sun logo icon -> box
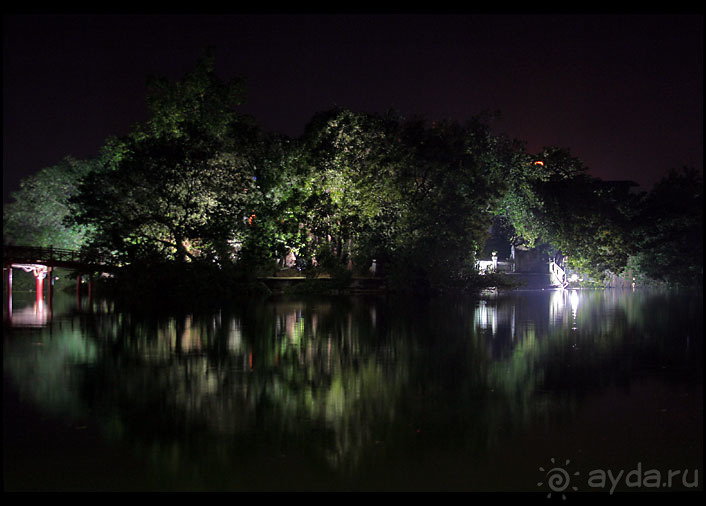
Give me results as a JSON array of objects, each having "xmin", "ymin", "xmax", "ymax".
[{"xmin": 537, "ymin": 458, "xmax": 579, "ymax": 499}]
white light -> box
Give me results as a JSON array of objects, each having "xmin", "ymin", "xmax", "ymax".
[{"xmin": 570, "ymin": 290, "xmax": 579, "ymax": 314}]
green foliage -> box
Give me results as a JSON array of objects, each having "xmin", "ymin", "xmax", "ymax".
[
  {"xmin": 10, "ymin": 50, "xmax": 698, "ymax": 295},
  {"xmin": 387, "ymin": 116, "xmax": 515, "ymax": 288},
  {"xmin": 296, "ymin": 108, "xmax": 404, "ymax": 268},
  {"xmin": 70, "ymin": 126, "xmax": 259, "ymax": 265},
  {"xmin": 144, "ymin": 47, "xmax": 246, "ymax": 141},
  {"xmin": 285, "ymin": 109, "xmax": 522, "ymax": 290},
  {"xmin": 68, "ymin": 52, "xmax": 264, "ymax": 267},
  {"xmin": 3, "ymin": 156, "xmax": 96, "ymax": 248},
  {"xmin": 628, "ymin": 167, "xmax": 703, "ymax": 286},
  {"xmin": 495, "ymin": 146, "xmax": 641, "ymax": 280},
  {"xmin": 536, "ymin": 177, "xmax": 638, "ymax": 278},
  {"xmin": 496, "ymin": 146, "xmax": 592, "ymax": 248}
]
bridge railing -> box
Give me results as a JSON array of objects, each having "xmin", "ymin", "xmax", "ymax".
[
  {"xmin": 3, "ymin": 245, "xmax": 114, "ymax": 269},
  {"xmin": 549, "ymin": 260, "xmax": 568, "ymax": 287}
]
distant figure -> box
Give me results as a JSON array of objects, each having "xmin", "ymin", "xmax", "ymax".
[{"xmin": 370, "ymin": 259, "xmax": 377, "ymax": 276}]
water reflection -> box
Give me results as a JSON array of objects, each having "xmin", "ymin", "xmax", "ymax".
[
  {"xmin": 548, "ymin": 289, "xmax": 581, "ymax": 330},
  {"xmin": 6, "ymin": 298, "xmax": 49, "ymax": 327},
  {"xmin": 3, "ymin": 289, "xmax": 702, "ymax": 491}
]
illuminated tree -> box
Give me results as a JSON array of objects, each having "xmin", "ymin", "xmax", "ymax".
[
  {"xmin": 493, "ymin": 145, "xmax": 642, "ymax": 279},
  {"xmin": 388, "ymin": 116, "xmax": 517, "ymax": 287},
  {"xmin": 537, "ymin": 176, "xmax": 638, "ymax": 277},
  {"xmin": 71, "ymin": 127, "xmax": 261, "ymax": 264},
  {"xmin": 287, "ymin": 110, "xmax": 524, "ymax": 288},
  {"xmin": 69, "ymin": 50, "xmax": 260, "ymax": 265},
  {"xmin": 3, "ymin": 156, "xmax": 96, "ymax": 248},
  {"xmin": 628, "ymin": 167, "xmax": 703, "ymax": 285},
  {"xmin": 496, "ymin": 146, "xmax": 591, "ymax": 248},
  {"xmin": 58, "ymin": 49, "xmax": 665, "ymax": 289},
  {"xmin": 143, "ymin": 46, "xmax": 246, "ymax": 141},
  {"xmin": 230, "ymin": 134, "xmax": 311, "ymax": 276},
  {"xmin": 295, "ymin": 108, "xmax": 405, "ymax": 273}
]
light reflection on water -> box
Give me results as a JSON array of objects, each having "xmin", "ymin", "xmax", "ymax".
[{"xmin": 3, "ymin": 288, "xmax": 702, "ymax": 491}]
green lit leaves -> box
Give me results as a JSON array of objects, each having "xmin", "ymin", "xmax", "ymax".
[
  {"xmin": 145, "ymin": 48, "xmax": 246, "ymax": 141},
  {"xmin": 3, "ymin": 156, "xmax": 97, "ymax": 249},
  {"xmin": 628, "ymin": 167, "xmax": 703, "ymax": 285}
]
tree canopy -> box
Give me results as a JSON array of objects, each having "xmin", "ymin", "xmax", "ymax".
[
  {"xmin": 627, "ymin": 167, "xmax": 703, "ymax": 286},
  {"xmin": 4, "ymin": 51, "xmax": 702, "ymax": 291},
  {"xmin": 3, "ymin": 156, "xmax": 96, "ymax": 249}
]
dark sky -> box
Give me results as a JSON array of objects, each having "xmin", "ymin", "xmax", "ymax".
[{"xmin": 3, "ymin": 13, "xmax": 703, "ymax": 204}]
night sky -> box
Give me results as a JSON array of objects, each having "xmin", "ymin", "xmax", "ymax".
[{"xmin": 3, "ymin": 13, "xmax": 703, "ymax": 204}]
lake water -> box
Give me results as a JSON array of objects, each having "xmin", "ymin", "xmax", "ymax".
[{"xmin": 3, "ymin": 287, "xmax": 702, "ymax": 492}]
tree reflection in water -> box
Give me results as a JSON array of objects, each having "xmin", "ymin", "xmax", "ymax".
[{"xmin": 3, "ymin": 289, "xmax": 701, "ymax": 491}]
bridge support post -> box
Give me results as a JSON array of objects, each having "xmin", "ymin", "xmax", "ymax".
[
  {"xmin": 47, "ymin": 266, "xmax": 54, "ymax": 311},
  {"xmin": 4, "ymin": 267, "xmax": 12, "ymax": 317},
  {"xmin": 76, "ymin": 274, "xmax": 82, "ymax": 305},
  {"xmin": 33, "ymin": 269, "xmax": 45, "ymax": 306},
  {"xmin": 76, "ymin": 273, "xmax": 93, "ymax": 307}
]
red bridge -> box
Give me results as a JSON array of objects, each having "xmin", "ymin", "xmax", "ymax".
[
  {"xmin": 3, "ymin": 245, "xmax": 115, "ymax": 317},
  {"xmin": 3, "ymin": 245, "xmax": 114, "ymax": 270}
]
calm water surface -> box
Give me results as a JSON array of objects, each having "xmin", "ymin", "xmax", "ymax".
[{"xmin": 3, "ymin": 287, "xmax": 702, "ymax": 492}]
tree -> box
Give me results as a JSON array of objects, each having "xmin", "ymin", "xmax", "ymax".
[
  {"xmin": 230, "ymin": 133, "xmax": 310, "ymax": 276},
  {"xmin": 71, "ymin": 127, "xmax": 259, "ymax": 264},
  {"xmin": 3, "ymin": 156, "xmax": 96, "ymax": 249},
  {"xmin": 537, "ymin": 176, "xmax": 638, "ymax": 277},
  {"xmin": 295, "ymin": 108, "xmax": 405, "ymax": 274},
  {"xmin": 290, "ymin": 110, "xmax": 524, "ymax": 288},
  {"xmin": 629, "ymin": 167, "xmax": 703, "ymax": 286},
  {"xmin": 143, "ymin": 47, "xmax": 246, "ymax": 141},
  {"xmin": 384, "ymin": 115, "xmax": 517, "ymax": 288},
  {"xmin": 495, "ymin": 145, "xmax": 639, "ymax": 278},
  {"xmin": 496, "ymin": 146, "xmax": 591, "ymax": 248},
  {"xmin": 68, "ymin": 51, "xmax": 262, "ymax": 266}
]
